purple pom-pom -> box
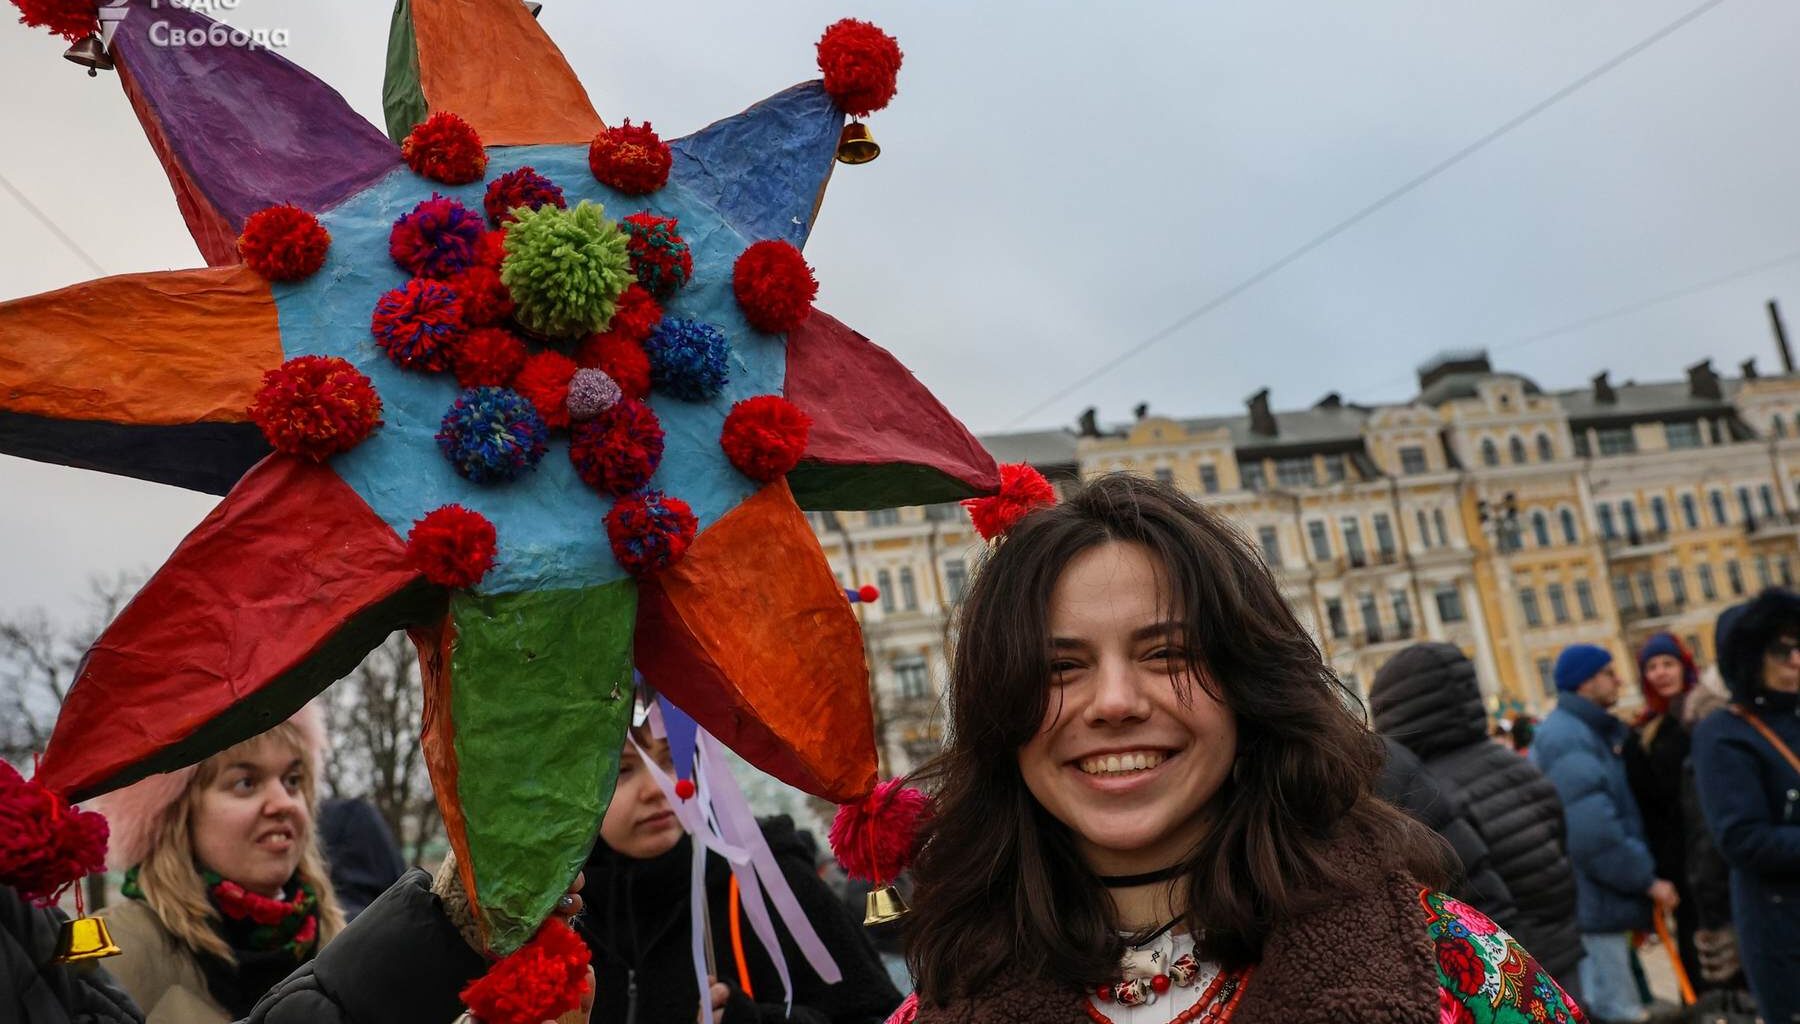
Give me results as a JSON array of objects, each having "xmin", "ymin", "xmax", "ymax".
[{"xmin": 566, "ymin": 368, "xmax": 622, "ymax": 422}]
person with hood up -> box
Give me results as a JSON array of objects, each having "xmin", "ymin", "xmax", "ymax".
[
  {"xmin": 315, "ymin": 798, "xmax": 407, "ymax": 922},
  {"xmin": 578, "ymin": 726, "xmax": 900, "ymax": 1024},
  {"xmin": 1621, "ymin": 632, "xmax": 1705, "ymax": 991},
  {"xmin": 1373, "ymin": 734, "xmax": 1516, "ymax": 922},
  {"xmin": 1370, "ymin": 642, "xmax": 1585, "ymax": 995},
  {"xmin": 1532, "ymin": 643, "xmax": 1678, "ymax": 1024},
  {"xmin": 1692, "ymin": 588, "xmax": 1800, "ymax": 1024}
]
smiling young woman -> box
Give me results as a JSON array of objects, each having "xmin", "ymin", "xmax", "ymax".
[{"xmin": 895, "ymin": 474, "xmax": 1584, "ymax": 1024}]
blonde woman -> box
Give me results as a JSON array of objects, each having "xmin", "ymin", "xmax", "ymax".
[{"xmin": 90, "ymin": 707, "xmax": 343, "ymax": 1023}]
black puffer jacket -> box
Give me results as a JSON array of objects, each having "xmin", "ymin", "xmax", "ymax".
[
  {"xmin": 1, "ymin": 884, "xmax": 142, "ymax": 1024},
  {"xmin": 580, "ymin": 816, "xmax": 899, "ymax": 1024},
  {"xmin": 1371, "ymin": 643, "xmax": 1584, "ymax": 982},
  {"xmin": 1376, "ymin": 735, "xmax": 1516, "ymax": 921}
]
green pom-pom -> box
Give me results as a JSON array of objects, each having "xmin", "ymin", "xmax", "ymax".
[{"xmin": 500, "ymin": 201, "xmax": 635, "ymax": 339}]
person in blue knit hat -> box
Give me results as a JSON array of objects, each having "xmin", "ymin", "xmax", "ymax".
[{"xmin": 1531, "ymin": 643, "xmax": 1679, "ymax": 1024}]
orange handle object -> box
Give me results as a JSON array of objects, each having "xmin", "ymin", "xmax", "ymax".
[{"xmin": 1652, "ymin": 910, "xmax": 1696, "ymax": 1006}]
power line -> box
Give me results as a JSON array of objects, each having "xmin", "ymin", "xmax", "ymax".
[
  {"xmin": 1002, "ymin": 0, "xmax": 1731, "ymax": 428},
  {"xmin": 1348, "ymin": 245, "xmax": 1800, "ymax": 397},
  {"xmin": 0, "ymin": 169, "xmax": 108, "ymax": 278}
]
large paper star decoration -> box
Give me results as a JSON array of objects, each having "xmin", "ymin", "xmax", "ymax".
[{"xmin": 1, "ymin": 0, "xmax": 997, "ymax": 957}]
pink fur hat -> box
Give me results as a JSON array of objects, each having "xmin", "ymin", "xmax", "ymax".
[{"xmin": 86, "ymin": 703, "xmax": 327, "ymax": 871}]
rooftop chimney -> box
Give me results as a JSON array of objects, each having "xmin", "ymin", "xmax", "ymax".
[
  {"xmin": 1133, "ymin": 402, "xmax": 1150, "ymax": 421},
  {"xmin": 1077, "ymin": 407, "xmax": 1101, "ymax": 438},
  {"xmin": 1771, "ymin": 300, "xmax": 1795, "ymax": 374},
  {"xmin": 1687, "ymin": 359, "xmax": 1722, "ymax": 401},
  {"xmin": 1742, "ymin": 357, "xmax": 1760, "ymax": 379},
  {"xmin": 1246, "ymin": 388, "xmax": 1277, "ymax": 437},
  {"xmin": 1592, "ymin": 371, "xmax": 1616, "ymax": 404},
  {"xmin": 1315, "ymin": 391, "xmax": 1343, "ymax": 410},
  {"xmin": 1416, "ymin": 349, "xmax": 1493, "ymax": 392}
]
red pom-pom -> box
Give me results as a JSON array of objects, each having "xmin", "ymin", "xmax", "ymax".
[
  {"xmin": 512, "ymin": 350, "xmax": 579, "ymax": 431},
  {"xmin": 732, "ymin": 240, "xmax": 817, "ymax": 334},
  {"xmin": 720, "ymin": 395, "xmax": 811, "ymax": 482},
  {"xmin": 817, "ymin": 19, "xmax": 903, "ymax": 118},
  {"xmin": 248, "ymin": 355, "xmax": 383, "ymax": 461},
  {"xmin": 962, "ymin": 463, "xmax": 1056, "ymax": 541},
  {"xmin": 480, "ymin": 228, "xmax": 509, "ymax": 271},
  {"xmin": 829, "ymin": 777, "xmax": 931, "ymax": 884},
  {"xmin": 674, "ymin": 778, "xmax": 697, "ymax": 800},
  {"xmin": 483, "ymin": 166, "xmax": 566, "ymax": 226},
  {"xmin": 606, "ymin": 490, "xmax": 698, "ymax": 578},
  {"xmin": 570, "ymin": 399, "xmax": 664, "ymax": 496},
  {"xmin": 587, "ymin": 120, "xmax": 671, "ymax": 195},
  {"xmin": 450, "ymin": 262, "xmax": 516, "ymax": 328},
  {"xmin": 11, "ymin": 0, "xmax": 96, "ymax": 42},
  {"xmin": 370, "ymin": 278, "xmax": 466, "ymax": 372},
  {"xmin": 237, "ymin": 204, "xmax": 330, "ymax": 281},
  {"xmin": 858, "ymin": 584, "xmax": 879, "ymax": 604},
  {"xmin": 575, "ymin": 332, "xmax": 652, "ymax": 401},
  {"xmin": 402, "ymin": 111, "xmax": 488, "ymax": 185},
  {"xmin": 406, "ymin": 505, "xmax": 498, "ymax": 588},
  {"xmin": 0, "ymin": 760, "xmax": 108, "ymax": 907},
  {"xmin": 459, "ymin": 917, "xmax": 591, "ymax": 1024},
  {"xmin": 452, "ymin": 327, "xmax": 528, "ymax": 389},
  {"xmin": 620, "ymin": 212, "xmax": 692, "ymax": 298}
]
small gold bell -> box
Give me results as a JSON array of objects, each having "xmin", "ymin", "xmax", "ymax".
[
  {"xmin": 53, "ymin": 914, "xmax": 123, "ymax": 963},
  {"xmin": 836, "ymin": 122, "xmax": 880, "ymax": 165},
  {"xmin": 863, "ymin": 883, "xmax": 909, "ymax": 925},
  {"xmin": 62, "ymin": 34, "xmax": 114, "ymax": 78}
]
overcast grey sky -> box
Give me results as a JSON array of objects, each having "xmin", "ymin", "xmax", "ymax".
[{"xmin": 5, "ymin": 0, "xmax": 1800, "ymax": 618}]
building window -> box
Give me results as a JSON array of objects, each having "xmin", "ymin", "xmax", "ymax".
[
  {"xmin": 1613, "ymin": 574, "xmax": 1635, "ymax": 612},
  {"xmin": 877, "ymin": 569, "xmax": 895, "ymax": 611},
  {"xmin": 892, "ymin": 657, "xmax": 929, "ymax": 700},
  {"xmin": 1434, "ymin": 508, "xmax": 1450, "ymax": 547},
  {"xmin": 1575, "ymin": 580, "xmax": 1598, "ymax": 620},
  {"xmin": 1537, "ymin": 434, "xmax": 1555, "ymax": 462},
  {"xmin": 1276, "ymin": 456, "xmax": 1316, "ymax": 488},
  {"xmin": 1597, "ymin": 504, "xmax": 1617, "ymax": 540},
  {"xmin": 1373, "ymin": 514, "xmax": 1396, "ymax": 557},
  {"xmin": 1532, "ymin": 511, "xmax": 1551, "ymax": 548},
  {"xmin": 1342, "ymin": 518, "xmax": 1367, "ymax": 566},
  {"xmin": 1435, "ymin": 587, "xmax": 1465, "ymax": 623},
  {"xmin": 1668, "ymin": 568, "xmax": 1688, "ymax": 608},
  {"xmin": 1651, "ymin": 496, "xmax": 1670, "ymax": 535},
  {"xmin": 1358, "ymin": 592, "xmax": 1381, "ymax": 642},
  {"xmin": 1573, "ymin": 432, "xmax": 1592, "ymax": 457},
  {"xmin": 868, "ymin": 507, "xmax": 901, "ymax": 527},
  {"xmin": 899, "ymin": 567, "xmax": 918, "ymax": 610},
  {"xmin": 1391, "ymin": 590, "xmax": 1413, "ymax": 636},
  {"xmin": 1666, "ymin": 421, "xmax": 1701, "ymax": 450},
  {"xmin": 1560, "ymin": 508, "xmax": 1579, "ymax": 544},
  {"xmin": 1783, "ymin": 557, "xmax": 1795, "ymax": 587},
  {"xmin": 1728, "ymin": 561, "xmax": 1746, "ymax": 596},
  {"xmin": 1257, "ymin": 526, "xmax": 1282, "ymax": 567},
  {"xmin": 1680, "ymin": 493, "xmax": 1699, "ymax": 530},
  {"xmin": 1757, "ymin": 555, "xmax": 1773, "ymax": 589},
  {"xmin": 1621, "ymin": 500, "xmax": 1641, "ymax": 540},
  {"xmin": 1307, "ymin": 521, "xmax": 1331, "ymax": 562},
  {"xmin": 1399, "ymin": 446, "xmax": 1427, "ymax": 475},
  {"xmin": 1198, "ymin": 463, "xmax": 1219, "ymax": 494},
  {"xmin": 1481, "ymin": 438, "xmax": 1499, "ymax": 467},
  {"xmin": 1738, "ymin": 486, "xmax": 1756, "ymax": 526},
  {"xmin": 1510, "ymin": 436, "xmax": 1528, "ymax": 464},
  {"xmin": 943, "ymin": 559, "xmax": 967, "ymax": 603},
  {"xmin": 1597, "ymin": 427, "xmax": 1637, "ymax": 455},
  {"xmin": 1152, "ymin": 467, "xmax": 1174, "ymax": 485},
  {"xmin": 1699, "ymin": 564, "xmax": 1717, "ymax": 602},
  {"xmin": 924, "ymin": 502, "xmax": 963, "ymax": 523},
  {"xmin": 1325, "ymin": 599, "xmax": 1347, "ymax": 639},
  {"xmin": 1416, "ymin": 509, "xmax": 1432, "ymax": 550},
  {"xmin": 1636, "ymin": 572, "xmax": 1657, "ymax": 612},
  {"xmin": 1711, "ymin": 490, "xmax": 1729, "ymax": 525},
  {"xmin": 1537, "ymin": 658, "xmax": 1556, "ymax": 698},
  {"xmin": 1761, "ymin": 484, "xmax": 1778, "ymax": 520},
  {"xmin": 1777, "ymin": 417, "xmax": 1789, "ymax": 439},
  {"xmin": 1240, "ymin": 461, "xmax": 1266, "ymax": 492},
  {"xmin": 1547, "ymin": 583, "xmax": 1569, "ymax": 624},
  {"xmin": 1519, "ymin": 588, "xmax": 1541, "ymax": 628},
  {"xmin": 1324, "ymin": 455, "xmax": 1347, "ymax": 484}
]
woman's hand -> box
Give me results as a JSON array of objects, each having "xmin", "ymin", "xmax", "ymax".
[{"xmin": 708, "ymin": 976, "xmax": 730, "ymax": 1023}]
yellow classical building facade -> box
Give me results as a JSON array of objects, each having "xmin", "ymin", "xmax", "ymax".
[{"xmin": 812, "ymin": 350, "xmax": 1800, "ymax": 774}]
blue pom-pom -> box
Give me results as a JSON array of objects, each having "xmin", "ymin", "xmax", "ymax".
[
  {"xmin": 436, "ymin": 387, "xmax": 550, "ymax": 484},
  {"xmin": 643, "ymin": 317, "xmax": 731, "ymax": 401}
]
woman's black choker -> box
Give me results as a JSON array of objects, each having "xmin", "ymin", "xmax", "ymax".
[{"xmin": 1097, "ymin": 864, "xmax": 1187, "ymax": 888}]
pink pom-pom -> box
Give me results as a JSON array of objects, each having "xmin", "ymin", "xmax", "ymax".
[
  {"xmin": 962, "ymin": 463, "xmax": 1056, "ymax": 541},
  {"xmin": 829, "ymin": 777, "xmax": 931, "ymax": 884},
  {"xmin": 565, "ymin": 368, "xmax": 622, "ymax": 422}
]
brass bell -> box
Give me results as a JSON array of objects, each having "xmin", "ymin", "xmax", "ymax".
[
  {"xmin": 63, "ymin": 34, "xmax": 114, "ymax": 77},
  {"xmin": 53, "ymin": 914, "xmax": 123, "ymax": 963},
  {"xmin": 863, "ymin": 882, "xmax": 909, "ymax": 925},
  {"xmin": 836, "ymin": 122, "xmax": 880, "ymax": 165}
]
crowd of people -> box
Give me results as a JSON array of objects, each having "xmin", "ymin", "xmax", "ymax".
[{"xmin": 5, "ymin": 472, "xmax": 1800, "ymax": 1024}]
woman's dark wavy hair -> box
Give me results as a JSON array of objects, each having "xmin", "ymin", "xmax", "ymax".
[{"xmin": 905, "ymin": 473, "xmax": 1448, "ymax": 1000}]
